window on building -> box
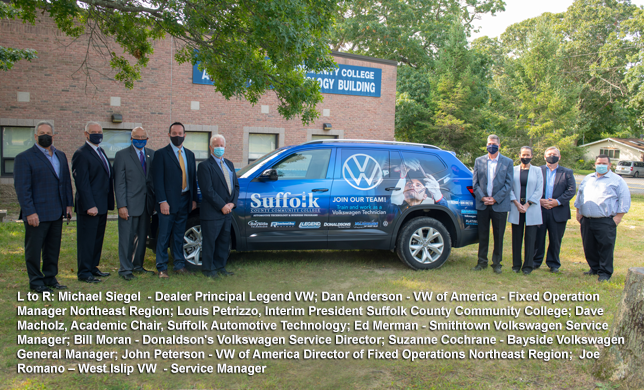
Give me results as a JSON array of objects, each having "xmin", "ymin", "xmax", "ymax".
[
  {"xmin": 1, "ymin": 126, "xmax": 34, "ymax": 175},
  {"xmin": 102, "ymin": 130, "xmax": 132, "ymax": 160},
  {"xmin": 599, "ymin": 148, "xmax": 620, "ymax": 159},
  {"xmin": 311, "ymin": 134, "xmax": 338, "ymax": 141},
  {"xmin": 249, "ymin": 133, "xmax": 277, "ymax": 163},
  {"xmin": 183, "ymin": 132, "xmax": 211, "ymax": 163}
]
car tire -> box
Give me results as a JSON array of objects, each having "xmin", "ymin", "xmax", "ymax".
[
  {"xmin": 183, "ymin": 216, "xmax": 203, "ymax": 272},
  {"xmin": 396, "ymin": 217, "xmax": 451, "ymax": 270}
]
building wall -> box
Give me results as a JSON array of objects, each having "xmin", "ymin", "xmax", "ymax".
[
  {"xmin": 0, "ymin": 16, "xmax": 397, "ymax": 187},
  {"xmin": 582, "ymin": 140, "xmax": 643, "ymax": 163}
]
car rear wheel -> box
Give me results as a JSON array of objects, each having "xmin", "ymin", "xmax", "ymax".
[
  {"xmin": 396, "ymin": 217, "xmax": 451, "ymax": 270},
  {"xmin": 184, "ymin": 216, "xmax": 203, "ymax": 271}
]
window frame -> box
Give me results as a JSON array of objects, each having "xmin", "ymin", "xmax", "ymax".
[{"xmin": 1, "ymin": 125, "xmax": 36, "ymax": 177}]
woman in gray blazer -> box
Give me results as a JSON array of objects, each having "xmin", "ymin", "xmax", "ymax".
[{"xmin": 509, "ymin": 146, "xmax": 543, "ymax": 274}]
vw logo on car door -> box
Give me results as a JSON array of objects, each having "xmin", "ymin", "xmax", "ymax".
[{"xmin": 342, "ymin": 153, "xmax": 384, "ymax": 190}]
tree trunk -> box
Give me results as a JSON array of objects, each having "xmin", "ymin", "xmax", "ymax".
[{"xmin": 593, "ymin": 267, "xmax": 644, "ymax": 388}]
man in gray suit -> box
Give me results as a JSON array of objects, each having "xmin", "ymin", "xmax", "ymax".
[
  {"xmin": 114, "ymin": 127, "xmax": 155, "ymax": 280},
  {"xmin": 471, "ymin": 134, "xmax": 514, "ymax": 274}
]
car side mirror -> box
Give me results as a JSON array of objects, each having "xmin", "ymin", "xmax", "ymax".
[{"xmin": 259, "ymin": 169, "xmax": 278, "ymax": 181}]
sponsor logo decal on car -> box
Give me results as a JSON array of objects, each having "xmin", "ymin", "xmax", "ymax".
[
  {"xmin": 323, "ymin": 222, "xmax": 351, "ymax": 228},
  {"xmin": 248, "ymin": 220, "xmax": 269, "ymax": 228},
  {"xmin": 354, "ymin": 221, "xmax": 379, "ymax": 228},
  {"xmin": 270, "ymin": 221, "xmax": 296, "ymax": 228},
  {"xmin": 299, "ymin": 222, "xmax": 321, "ymax": 229},
  {"xmin": 342, "ymin": 154, "xmax": 384, "ymax": 190}
]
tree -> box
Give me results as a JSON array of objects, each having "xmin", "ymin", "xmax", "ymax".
[
  {"xmin": 0, "ymin": 2, "xmax": 37, "ymax": 71},
  {"xmin": 8, "ymin": 0, "xmax": 338, "ymax": 124}
]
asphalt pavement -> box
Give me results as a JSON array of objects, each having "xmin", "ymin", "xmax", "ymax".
[{"xmin": 574, "ymin": 174, "xmax": 644, "ymax": 194}]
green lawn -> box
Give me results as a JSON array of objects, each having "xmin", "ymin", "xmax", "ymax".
[{"xmin": 1, "ymin": 196, "xmax": 642, "ymax": 389}]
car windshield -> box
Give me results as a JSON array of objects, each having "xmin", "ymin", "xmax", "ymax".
[
  {"xmin": 236, "ymin": 148, "xmax": 288, "ymax": 178},
  {"xmin": 617, "ymin": 161, "xmax": 632, "ymax": 166}
]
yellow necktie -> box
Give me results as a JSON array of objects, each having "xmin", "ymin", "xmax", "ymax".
[{"xmin": 178, "ymin": 150, "xmax": 187, "ymax": 191}]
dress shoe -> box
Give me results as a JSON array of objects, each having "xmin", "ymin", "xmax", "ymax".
[
  {"xmin": 512, "ymin": 268, "xmax": 520, "ymax": 273},
  {"xmin": 31, "ymin": 285, "xmax": 53, "ymax": 293},
  {"xmin": 48, "ymin": 282, "xmax": 68, "ymax": 290},
  {"xmin": 583, "ymin": 269, "xmax": 598, "ymax": 276},
  {"xmin": 158, "ymin": 271, "xmax": 169, "ymax": 278},
  {"xmin": 598, "ymin": 275, "xmax": 611, "ymax": 282},
  {"xmin": 219, "ymin": 270, "xmax": 234, "ymax": 276},
  {"xmin": 550, "ymin": 268, "xmax": 560, "ymax": 273},
  {"xmin": 174, "ymin": 268, "xmax": 191, "ymax": 275},
  {"xmin": 79, "ymin": 276, "xmax": 102, "ymax": 283},
  {"xmin": 133, "ymin": 267, "xmax": 155, "ymax": 275},
  {"xmin": 92, "ymin": 270, "xmax": 110, "ymax": 277},
  {"xmin": 493, "ymin": 266, "xmax": 502, "ymax": 274},
  {"xmin": 120, "ymin": 274, "xmax": 136, "ymax": 281},
  {"xmin": 471, "ymin": 264, "xmax": 487, "ymax": 271},
  {"xmin": 522, "ymin": 269, "xmax": 532, "ymax": 275}
]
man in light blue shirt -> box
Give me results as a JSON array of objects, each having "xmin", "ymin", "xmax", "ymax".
[{"xmin": 574, "ymin": 154, "xmax": 631, "ymax": 281}]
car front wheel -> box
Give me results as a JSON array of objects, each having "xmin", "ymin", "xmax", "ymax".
[
  {"xmin": 184, "ymin": 216, "xmax": 203, "ymax": 271},
  {"xmin": 396, "ymin": 217, "xmax": 451, "ymax": 270}
]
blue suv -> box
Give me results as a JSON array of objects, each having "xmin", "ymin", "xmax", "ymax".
[{"xmin": 148, "ymin": 140, "xmax": 478, "ymax": 270}]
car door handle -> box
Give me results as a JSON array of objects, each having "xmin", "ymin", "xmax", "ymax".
[
  {"xmin": 385, "ymin": 187, "xmax": 401, "ymax": 191},
  {"xmin": 312, "ymin": 188, "xmax": 329, "ymax": 192}
]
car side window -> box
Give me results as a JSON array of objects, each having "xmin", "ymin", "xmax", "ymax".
[{"xmin": 272, "ymin": 149, "xmax": 331, "ymax": 180}]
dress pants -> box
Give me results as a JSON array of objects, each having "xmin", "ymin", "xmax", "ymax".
[
  {"xmin": 118, "ymin": 210, "xmax": 149, "ymax": 276},
  {"xmin": 511, "ymin": 212, "xmax": 537, "ymax": 272},
  {"xmin": 580, "ymin": 217, "xmax": 616, "ymax": 277},
  {"xmin": 77, "ymin": 213, "xmax": 107, "ymax": 280},
  {"xmin": 156, "ymin": 194, "xmax": 189, "ymax": 271},
  {"xmin": 201, "ymin": 216, "xmax": 232, "ymax": 275},
  {"xmin": 477, "ymin": 207, "xmax": 508, "ymax": 267},
  {"xmin": 534, "ymin": 208, "xmax": 567, "ymax": 269},
  {"xmin": 24, "ymin": 218, "xmax": 63, "ymax": 288}
]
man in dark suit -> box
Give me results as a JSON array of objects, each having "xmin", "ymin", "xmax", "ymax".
[
  {"xmin": 151, "ymin": 122, "xmax": 198, "ymax": 278},
  {"xmin": 197, "ymin": 134, "xmax": 239, "ymax": 278},
  {"xmin": 72, "ymin": 121, "xmax": 115, "ymax": 283},
  {"xmin": 534, "ymin": 147, "xmax": 576, "ymax": 273},
  {"xmin": 114, "ymin": 127, "xmax": 155, "ymax": 281},
  {"xmin": 14, "ymin": 121, "xmax": 73, "ymax": 293},
  {"xmin": 471, "ymin": 134, "xmax": 514, "ymax": 274}
]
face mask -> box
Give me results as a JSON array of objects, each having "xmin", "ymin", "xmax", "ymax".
[
  {"xmin": 170, "ymin": 136, "xmax": 184, "ymax": 147},
  {"xmin": 88, "ymin": 133, "xmax": 103, "ymax": 145},
  {"xmin": 132, "ymin": 139, "xmax": 147, "ymax": 149},
  {"xmin": 213, "ymin": 147, "xmax": 225, "ymax": 158},
  {"xmin": 487, "ymin": 144, "xmax": 499, "ymax": 154},
  {"xmin": 546, "ymin": 155, "xmax": 559, "ymax": 164},
  {"xmin": 38, "ymin": 134, "xmax": 53, "ymax": 148},
  {"xmin": 596, "ymin": 164, "xmax": 609, "ymax": 174},
  {"xmin": 520, "ymin": 158, "xmax": 532, "ymax": 165}
]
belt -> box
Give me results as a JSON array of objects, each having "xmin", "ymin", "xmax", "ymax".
[
  {"xmin": 181, "ymin": 191, "xmax": 191, "ymax": 197},
  {"xmin": 583, "ymin": 216, "xmax": 614, "ymax": 219}
]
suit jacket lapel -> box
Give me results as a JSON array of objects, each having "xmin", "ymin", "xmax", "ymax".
[
  {"xmin": 83, "ymin": 142, "xmax": 106, "ymax": 171},
  {"xmin": 32, "ymin": 145, "xmax": 58, "ymax": 179},
  {"xmin": 166, "ymin": 144, "xmax": 181, "ymax": 169},
  {"xmin": 554, "ymin": 168, "xmax": 564, "ymax": 193},
  {"xmin": 129, "ymin": 145, "xmax": 145, "ymax": 175},
  {"xmin": 145, "ymin": 148, "xmax": 152, "ymax": 177},
  {"xmin": 210, "ymin": 156, "xmax": 228, "ymax": 188}
]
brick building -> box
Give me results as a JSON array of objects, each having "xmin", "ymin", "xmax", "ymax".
[{"xmin": 0, "ymin": 17, "xmax": 397, "ymax": 194}]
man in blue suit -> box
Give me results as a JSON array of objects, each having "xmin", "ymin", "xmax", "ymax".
[
  {"xmin": 471, "ymin": 134, "xmax": 514, "ymax": 274},
  {"xmin": 151, "ymin": 122, "xmax": 198, "ymax": 278},
  {"xmin": 14, "ymin": 121, "xmax": 73, "ymax": 293},
  {"xmin": 534, "ymin": 147, "xmax": 576, "ymax": 273},
  {"xmin": 197, "ymin": 134, "xmax": 239, "ymax": 278},
  {"xmin": 72, "ymin": 121, "xmax": 115, "ymax": 283}
]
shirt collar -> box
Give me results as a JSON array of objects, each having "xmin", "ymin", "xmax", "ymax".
[
  {"xmin": 36, "ymin": 143, "xmax": 56, "ymax": 155},
  {"xmin": 212, "ymin": 155, "xmax": 224, "ymax": 165},
  {"xmin": 487, "ymin": 154, "xmax": 499, "ymax": 162},
  {"xmin": 547, "ymin": 164, "xmax": 558, "ymax": 172},
  {"xmin": 170, "ymin": 142, "xmax": 183, "ymax": 155},
  {"xmin": 85, "ymin": 140, "xmax": 100, "ymax": 152}
]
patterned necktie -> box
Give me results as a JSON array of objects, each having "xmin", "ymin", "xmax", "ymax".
[
  {"xmin": 98, "ymin": 148, "xmax": 109, "ymax": 174},
  {"xmin": 139, "ymin": 150, "xmax": 146, "ymax": 175},
  {"xmin": 178, "ymin": 150, "xmax": 187, "ymax": 191},
  {"xmin": 221, "ymin": 159, "xmax": 232, "ymax": 194}
]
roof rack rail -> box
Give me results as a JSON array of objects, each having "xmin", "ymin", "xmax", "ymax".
[{"xmin": 303, "ymin": 139, "xmax": 442, "ymax": 150}]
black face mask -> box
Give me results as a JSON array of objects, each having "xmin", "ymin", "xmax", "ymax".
[
  {"xmin": 546, "ymin": 155, "xmax": 559, "ymax": 164},
  {"xmin": 170, "ymin": 136, "xmax": 185, "ymax": 147},
  {"xmin": 38, "ymin": 134, "xmax": 53, "ymax": 148},
  {"xmin": 521, "ymin": 158, "xmax": 532, "ymax": 165}
]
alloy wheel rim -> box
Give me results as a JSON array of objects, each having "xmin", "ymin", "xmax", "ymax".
[
  {"xmin": 183, "ymin": 226, "xmax": 203, "ymax": 266},
  {"xmin": 408, "ymin": 227, "xmax": 444, "ymax": 264}
]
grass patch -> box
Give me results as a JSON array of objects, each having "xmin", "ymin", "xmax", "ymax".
[
  {"xmin": 1, "ymin": 197, "xmax": 642, "ymax": 389},
  {"xmin": 573, "ymin": 169, "xmax": 594, "ymax": 176}
]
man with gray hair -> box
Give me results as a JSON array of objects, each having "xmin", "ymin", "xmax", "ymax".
[
  {"xmin": 471, "ymin": 134, "xmax": 514, "ymax": 274},
  {"xmin": 533, "ymin": 146, "xmax": 576, "ymax": 273},
  {"xmin": 14, "ymin": 121, "xmax": 73, "ymax": 292},
  {"xmin": 72, "ymin": 121, "xmax": 114, "ymax": 283},
  {"xmin": 113, "ymin": 127, "xmax": 155, "ymax": 280},
  {"xmin": 197, "ymin": 134, "xmax": 239, "ymax": 278}
]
